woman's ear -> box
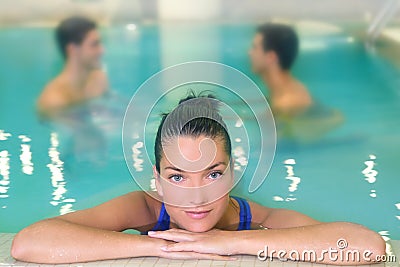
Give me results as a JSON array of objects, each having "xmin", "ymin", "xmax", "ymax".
[{"xmin": 153, "ymin": 165, "xmax": 163, "ymax": 197}]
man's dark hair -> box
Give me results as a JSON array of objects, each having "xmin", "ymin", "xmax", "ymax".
[
  {"xmin": 55, "ymin": 16, "xmax": 97, "ymax": 59},
  {"xmin": 257, "ymin": 23, "xmax": 299, "ymax": 70}
]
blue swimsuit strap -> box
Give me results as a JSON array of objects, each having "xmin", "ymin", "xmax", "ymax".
[
  {"xmin": 141, "ymin": 202, "xmax": 170, "ymax": 234},
  {"xmin": 231, "ymin": 196, "xmax": 252, "ymax": 230},
  {"xmin": 153, "ymin": 202, "xmax": 170, "ymax": 231}
]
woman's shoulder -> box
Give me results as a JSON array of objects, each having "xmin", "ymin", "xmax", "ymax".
[
  {"xmin": 243, "ymin": 197, "xmax": 320, "ymax": 228},
  {"xmin": 231, "ymin": 196, "xmax": 273, "ymax": 224},
  {"xmin": 106, "ymin": 191, "xmax": 163, "ymax": 231},
  {"xmin": 120, "ymin": 191, "xmax": 162, "ymax": 212},
  {"xmin": 142, "ymin": 191, "xmax": 163, "ymax": 217}
]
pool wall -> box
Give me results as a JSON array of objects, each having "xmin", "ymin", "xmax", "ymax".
[{"xmin": 1, "ymin": 0, "xmax": 400, "ymax": 26}]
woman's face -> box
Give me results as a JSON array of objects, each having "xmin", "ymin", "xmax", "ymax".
[{"xmin": 155, "ymin": 135, "xmax": 232, "ymax": 232}]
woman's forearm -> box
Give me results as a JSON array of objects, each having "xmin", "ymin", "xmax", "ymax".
[
  {"xmin": 11, "ymin": 218, "xmax": 162, "ymax": 264},
  {"xmin": 239, "ymin": 222, "xmax": 386, "ymax": 265}
]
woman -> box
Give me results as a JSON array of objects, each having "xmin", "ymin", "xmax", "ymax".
[{"xmin": 11, "ymin": 93, "xmax": 385, "ymax": 264}]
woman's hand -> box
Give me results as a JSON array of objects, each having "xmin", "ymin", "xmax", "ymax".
[{"xmin": 148, "ymin": 228, "xmax": 241, "ymax": 257}]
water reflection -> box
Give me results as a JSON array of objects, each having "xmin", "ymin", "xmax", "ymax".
[
  {"xmin": 233, "ymin": 145, "xmax": 247, "ymax": 172},
  {"xmin": 131, "ymin": 140, "xmax": 156, "ymax": 191},
  {"xmin": 273, "ymin": 158, "xmax": 301, "ymax": 202},
  {"xmin": 18, "ymin": 135, "xmax": 34, "ymax": 175},
  {"xmin": 232, "ymin": 118, "xmax": 248, "ymax": 174},
  {"xmin": 378, "ymin": 230, "xmax": 396, "ymax": 257},
  {"xmin": 0, "ymin": 150, "xmax": 10, "ymax": 201},
  {"xmin": 0, "ymin": 130, "xmax": 11, "ymax": 141},
  {"xmin": 362, "ymin": 154, "xmax": 378, "ymax": 198},
  {"xmin": 132, "ymin": 141, "xmax": 144, "ymax": 172},
  {"xmin": 47, "ymin": 132, "xmax": 75, "ymax": 215}
]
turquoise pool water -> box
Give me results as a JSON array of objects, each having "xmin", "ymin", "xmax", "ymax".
[{"xmin": 0, "ymin": 24, "xmax": 399, "ymax": 240}]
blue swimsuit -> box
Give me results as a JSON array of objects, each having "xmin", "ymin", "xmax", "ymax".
[{"xmin": 142, "ymin": 196, "xmax": 252, "ymax": 234}]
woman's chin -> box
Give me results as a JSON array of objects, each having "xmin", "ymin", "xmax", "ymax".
[{"xmin": 181, "ymin": 223, "xmax": 214, "ymax": 233}]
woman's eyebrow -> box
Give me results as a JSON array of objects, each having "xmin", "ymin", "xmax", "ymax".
[{"xmin": 164, "ymin": 161, "xmax": 227, "ymax": 172}]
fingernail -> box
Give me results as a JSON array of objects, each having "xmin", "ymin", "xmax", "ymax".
[
  {"xmin": 148, "ymin": 231, "xmax": 156, "ymax": 235},
  {"xmin": 160, "ymin": 246, "xmax": 168, "ymax": 251}
]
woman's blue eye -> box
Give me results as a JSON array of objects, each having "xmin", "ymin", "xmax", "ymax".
[
  {"xmin": 170, "ymin": 175, "xmax": 183, "ymax": 182},
  {"xmin": 208, "ymin": 171, "xmax": 222, "ymax": 180}
]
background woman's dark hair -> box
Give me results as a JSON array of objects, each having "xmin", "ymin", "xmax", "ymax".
[
  {"xmin": 257, "ymin": 23, "xmax": 299, "ymax": 70},
  {"xmin": 154, "ymin": 92, "xmax": 231, "ymax": 173},
  {"xmin": 55, "ymin": 16, "xmax": 97, "ymax": 59}
]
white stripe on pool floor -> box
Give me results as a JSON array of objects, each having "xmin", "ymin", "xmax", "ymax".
[{"xmin": 1, "ymin": 233, "xmax": 399, "ymax": 266}]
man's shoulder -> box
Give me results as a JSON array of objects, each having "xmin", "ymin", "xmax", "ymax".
[
  {"xmin": 283, "ymin": 79, "xmax": 312, "ymax": 103},
  {"xmin": 37, "ymin": 77, "xmax": 69, "ymax": 114},
  {"xmin": 40, "ymin": 76, "xmax": 68, "ymax": 100}
]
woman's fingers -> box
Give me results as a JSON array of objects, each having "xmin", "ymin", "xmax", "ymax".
[{"xmin": 149, "ymin": 229, "xmax": 236, "ymax": 256}]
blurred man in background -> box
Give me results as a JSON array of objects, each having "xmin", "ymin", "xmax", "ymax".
[
  {"xmin": 37, "ymin": 16, "xmax": 110, "ymax": 165},
  {"xmin": 37, "ymin": 16, "xmax": 108, "ymax": 116},
  {"xmin": 249, "ymin": 22, "xmax": 312, "ymax": 119},
  {"xmin": 249, "ymin": 22, "xmax": 343, "ymax": 142}
]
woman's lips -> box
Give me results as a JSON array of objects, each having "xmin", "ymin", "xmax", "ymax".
[{"xmin": 184, "ymin": 210, "xmax": 211, "ymax": 219}]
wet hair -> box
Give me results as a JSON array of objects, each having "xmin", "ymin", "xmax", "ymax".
[
  {"xmin": 154, "ymin": 92, "xmax": 231, "ymax": 173},
  {"xmin": 257, "ymin": 23, "xmax": 299, "ymax": 70},
  {"xmin": 55, "ymin": 16, "xmax": 97, "ymax": 59}
]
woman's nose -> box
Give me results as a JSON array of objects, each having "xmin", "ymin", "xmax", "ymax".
[
  {"xmin": 188, "ymin": 178, "xmax": 208, "ymax": 206},
  {"xmin": 189, "ymin": 188, "xmax": 208, "ymax": 206}
]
